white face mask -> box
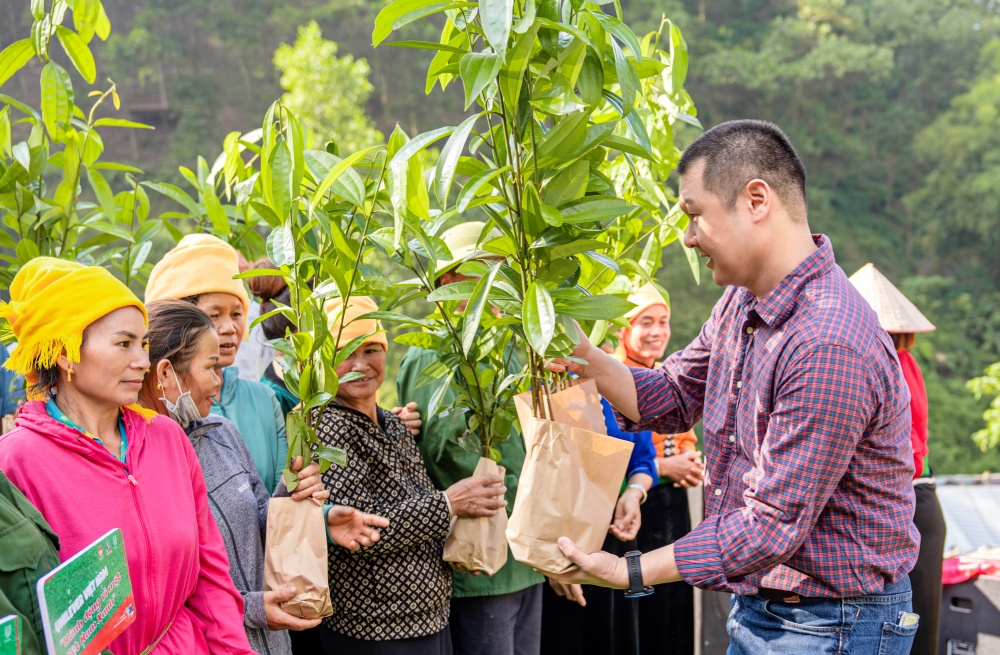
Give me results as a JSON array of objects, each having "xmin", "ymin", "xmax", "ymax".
[{"xmin": 159, "ymin": 364, "xmax": 204, "ymax": 429}]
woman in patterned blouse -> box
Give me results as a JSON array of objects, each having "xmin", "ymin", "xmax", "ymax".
[{"xmin": 316, "ymin": 296, "xmax": 508, "ymax": 655}]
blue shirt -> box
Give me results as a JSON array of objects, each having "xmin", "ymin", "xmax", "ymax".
[{"xmin": 600, "ymin": 398, "xmax": 657, "ymax": 481}]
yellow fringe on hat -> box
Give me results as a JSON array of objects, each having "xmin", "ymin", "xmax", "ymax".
[{"xmin": 125, "ymin": 404, "xmax": 160, "ymax": 424}]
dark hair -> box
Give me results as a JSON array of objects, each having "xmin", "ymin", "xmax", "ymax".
[
  {"xmin": 30, "ymin": 332, "xmax": 88, "ymax": 398},
  {"xmin": 246, "ymin": 259, "xmax": 294, "ymax": 341},
  {"xmin": 677, "ymin": 119, "xmax": 807, "ymax": 218},
  {"xmin": 138, "ymin": 300, "xmax": 214, "ymax": 410},
  {"xmin": 891, "ymin": 332, "xmax": 915, "ymax": 352}
]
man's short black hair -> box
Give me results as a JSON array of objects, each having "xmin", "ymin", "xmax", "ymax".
[{"xmin": 678, "ymin": 119, "xmax": 807, "ymax": 217}]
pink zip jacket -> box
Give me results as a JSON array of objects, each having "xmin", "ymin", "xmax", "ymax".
[{"xmin": 0, "ymin": 401, "xmax": 255, "ymax": 655}]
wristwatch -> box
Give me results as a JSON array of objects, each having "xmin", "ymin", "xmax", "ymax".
[{"xmin": 623, "ymin": 550, "xmax": 654, "ymax": 598}]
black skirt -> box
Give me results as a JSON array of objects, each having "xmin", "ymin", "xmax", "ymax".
[
  {"xmin": 539, "ymin": 483, "xmax": 694, "ymax": 655},
  {"xmin": 319, "ymin": 625, "xmax": 453, "ymax": 655}
]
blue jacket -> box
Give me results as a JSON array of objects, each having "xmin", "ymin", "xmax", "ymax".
[
  {"xmin": 210, "ymin": 366, "xmax": 288, "ymax": 493},
  {"xmin": 601, "ymin": 398, "xmax": 657, "ymax": 482}
]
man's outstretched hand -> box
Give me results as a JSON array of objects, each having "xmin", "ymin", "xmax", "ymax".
[{"xmin": 547, "ymin": 537, "xmax": 629, "ymax": 589}]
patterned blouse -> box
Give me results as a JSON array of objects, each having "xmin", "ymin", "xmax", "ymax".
[{"xmin": 317, "ymin": 401, "xmax": 452, "ymax": 640}]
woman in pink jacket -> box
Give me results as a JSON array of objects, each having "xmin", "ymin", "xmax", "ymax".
[{"xmin": 0, "ymin": 258, "xmax": 254, "ymax": 655}]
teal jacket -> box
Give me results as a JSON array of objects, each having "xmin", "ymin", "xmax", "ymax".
[
  {"xmin": 210, "ymin": 367, "xmax": 288, "ymax": 493},
  {"xmin": 396, "ymin": 347, "xmax": 544, "ymax": 598},
  {"xmin": 0, "ymin": 470, "xmax": 62, "ymax": 655}
]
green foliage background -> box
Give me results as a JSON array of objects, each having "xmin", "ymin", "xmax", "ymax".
[{"xmin": 3, "ymin": 0, "xmax": 1000, "ymax": 472}]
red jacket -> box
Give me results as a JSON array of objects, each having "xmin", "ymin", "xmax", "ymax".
[
  {"xmin": 0, "ymin": 402, "xmax": 254, "ymax": 655},
  {"xmin": 897, "ymin": 350, "xmax": 929, "ymax": 479}
]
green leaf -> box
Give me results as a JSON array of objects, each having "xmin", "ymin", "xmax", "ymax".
[
  {"xmin": 435, "ymin": 112, "xmax": 479, "ymax": 206},
  {"xmin": 459, "ymin": 51, "xmax": 503, "ymax": 109},
  {"xmin": 268, "ymin": 142, "xmax": 291, "ymax": 219},
  {"xmin": 40, "ymin": 62, "xmax": 73, "ymax": 140},
  {"xmin": 611, "ymin": 40, "xmax": 638, "ymax": 117},
  {"xmin": 523, "ymin": 281, "xmax": 555, "ymax": 355},
  {"xmin": 499, "ymin": 21, "xmax": 540, "ymax": 116},
  {"xmin": 0, "ymin": 40, "xmax": 34, "ymax": 90},
  {"xmin": 87, "ymin": 169, "xmax": 116, "ymax": 221},
  {"xmin": 556, "ymin": 294, "xmax": 635, "ymax": 320},
  {"xmin": 461, "ymin": 263, "xmax": 500, "ymax": 354},
  {"xmin": 143, "ymin": 181, "xmax": 201, "ymax": 215},
  {"xmin": 603, "ymin": 134, "xmax": 653, "ymax": 160},
  {"xmin": 480, "ymin": 0, "xmax": 514, "ymax": 52},
  {"xmin": 603, "ymin": 90, "xmax": 652, "ymax": 158},
  {"xmin": 388, "ymin": 126, "xmax": 453, "ymax": 245},
  {"xmin": 267, "ymin": 222, "xmax": 296, "ymax": 267},
  {"xmin": 456, "ymin": 165, "xmax": 510, "ymax": 213},
  {"xmin": 92, "ymin": 118, "xmax": 154, "ymax": 130},
  {"xmin": 395, "ymin": 332, "xmax": 443, "ymax": 350},
  {"xmin": 540, "ymin": 160, "xmax": 589, "ymax": 206},
  {"xmin": 560, "ymin": 197, "xmax": 635, "ymax": 223},
  {"xmin": 373, "ymin": 0, "xmax": 473, "ymax": 47},
  {"xmin": 532, "ymin": 111, "xmax": 588, "ymax": 169},
  {"xmin": 310, "ymin": 145, "xmax": 382, "ymax": 211},
  {"xmin": 314, "ymin": 445, "xmax": 348, "ymax": 469},
  {"xmin": 282, "ymin": 467, "xmax": 298, "ymax": 492},
  {"xmin": 427, "ymin": 279, "xmax": 478, "ymax": 302},
  {"xmin": 385, "ymin": 40, "xmax": 468, "ymax": 54},
  {"xmin": 55, "ymin": 26, "xmax": 95, "ymax": 83},
  {"xmin": 589, "ymin": 10, "xmax": 642, "ymax": 62}
]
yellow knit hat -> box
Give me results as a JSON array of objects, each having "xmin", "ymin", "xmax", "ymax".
[
  {"xmin": 0, "ymin": 257, "xmax": 148, "ymax": 392},
  {"xmin": 625, "ymin": 282, "xmax": 669, "ymax": 321},
  {"xmin": 323, "ymin": 296, "xmax": 388, "ymax": 350},
  {"xmin": 144, "ymin": 235, "xmax": 250, "ymax": 314}
]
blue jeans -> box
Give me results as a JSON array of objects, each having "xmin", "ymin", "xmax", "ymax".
[{"xmin": 727, "ymin": 578, "xmax": 918, "ymax": 655}]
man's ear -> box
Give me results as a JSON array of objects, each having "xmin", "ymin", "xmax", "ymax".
[{"xmin": 743, "ymin": 179, "xmax": 772, "ymax": 223}]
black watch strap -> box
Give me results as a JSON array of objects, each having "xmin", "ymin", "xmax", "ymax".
[{"xmin": 623, "ymin": 550, "xmax": 654, "ymax": 598}]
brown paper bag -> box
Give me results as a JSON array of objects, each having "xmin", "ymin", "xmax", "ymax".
[
  {"xmin": 263, "ymin": 497, "xmax": 334, "ymax": 619},
  {"xmin": 506, "ymin": 380, "xmax": 633, "ymax": 576},
  {"xmin": 514, "ymin": 378, "xmax": 608, "ymax": 438},
  {"xmin": 443, "ymin": 457, "xmax": 509, "ymax": 575}
]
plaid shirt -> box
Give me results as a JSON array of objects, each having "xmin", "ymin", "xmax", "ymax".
[{"xmin": 621, "ymin": 236, "xmax": 919, "ymax": 597}]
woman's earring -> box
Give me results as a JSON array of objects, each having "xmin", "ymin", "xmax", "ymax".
[
  {"xmin": 67, "ymin": 367, "xmax": 74, "ymax": 382},
  {"xmin": 157, "ymin": 382, "xmax": 162, "ymax": 390}
]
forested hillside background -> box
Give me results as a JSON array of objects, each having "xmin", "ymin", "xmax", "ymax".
[{"xmin": 3, "ymin": 0, "xmax": 1000, "ymax": 473}]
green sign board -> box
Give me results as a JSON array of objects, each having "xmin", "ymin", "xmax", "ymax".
[
  {"xmin": 37, "ymin": 528, "xmax": 135, "ymax": 655},
  {"xmin": 0, "ymin": 615, "xmax": 20, "ymax": 655}
]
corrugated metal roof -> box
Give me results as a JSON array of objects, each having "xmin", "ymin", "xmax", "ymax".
[{"xmin": 936, "ymin": 482, "xmax": 1000, "ymax": 554}]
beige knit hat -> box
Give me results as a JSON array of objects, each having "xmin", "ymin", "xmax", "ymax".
[{"xmin": 848, "ymin": 263, "xmax": 935, "ymax": 334}]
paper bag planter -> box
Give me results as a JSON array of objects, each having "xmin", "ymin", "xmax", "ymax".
[{"xmin": 507, "ymin": 380, "xmax": 633, "ymax": 576}]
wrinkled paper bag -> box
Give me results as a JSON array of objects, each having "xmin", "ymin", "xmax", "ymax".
[
  {"xmin": 264, "ymin": 497, "xmax": 334, "ymax": 619},
  {"xmin": 443, "ymin": 456, "xmax": 509, "ymax": 576},
  {"xmin": 507, "ymin": 380, "xmax": 633, "ymax": 576}
]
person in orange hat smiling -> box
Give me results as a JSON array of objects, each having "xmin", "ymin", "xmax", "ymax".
[{"xmin": 315, "ymin": 295, "xmax": 506, "ymax": 655}]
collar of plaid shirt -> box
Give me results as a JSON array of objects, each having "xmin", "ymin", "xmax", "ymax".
[{"xmin": 619, "ymin": 235, "xmax": 919, "ymax": 598}]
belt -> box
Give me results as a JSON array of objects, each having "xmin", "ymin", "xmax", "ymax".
[{"xmin": 757, "ymin": 587, "xmax": 804, "ymax": 603}]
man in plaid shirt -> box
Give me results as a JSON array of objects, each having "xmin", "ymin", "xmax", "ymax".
[{"xmin": 550, "ymin": 120, "xmax": 920, "ymax": 653}]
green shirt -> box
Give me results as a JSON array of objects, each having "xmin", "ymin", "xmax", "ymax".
[
  {"xmin": 0, "ymin": 471, "xmax": 62, "ymax": 655},
  {"xmin": 396, "ymin": 347, "xmax": 544, "ymax": 598}
]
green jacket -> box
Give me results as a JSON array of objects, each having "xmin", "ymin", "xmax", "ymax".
[
  {"xmin": 396, "ymin": 347, "xmax": 543, "ymax": 598},
  {"xmin": 0, "ymin": 470, "xmax": 62, "ymax": 655}
]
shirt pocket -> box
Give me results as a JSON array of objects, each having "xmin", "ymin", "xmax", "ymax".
[{"xmin": 0, "ymin": 514, "xmax": 46, "ymax": 572}]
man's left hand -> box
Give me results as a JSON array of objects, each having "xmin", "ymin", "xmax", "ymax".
[{"xmin": 549, "ymin": 537, "xmax": 629, "ymax": 589}]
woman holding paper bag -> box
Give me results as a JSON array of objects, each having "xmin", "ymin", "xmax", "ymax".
[
  {"xmin": 137, "ymin": 300, "xmax": 389, "ymax": 655},
  {"xmin": 315, "ymin": 296, "xmax": 506, "ymax": 655},
  {"xmin": 0, "ymin": 258, "xmax": 254, "ymax": 655}
]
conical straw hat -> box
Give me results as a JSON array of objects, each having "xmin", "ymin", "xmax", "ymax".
[{"xmin": 848, "ymin": 263, "xmax": 936, "ymax": 333}]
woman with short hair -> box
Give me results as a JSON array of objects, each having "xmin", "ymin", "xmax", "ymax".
[{"xmin": 0, "ymin": 257, "xmax": 254, "ymax": 655}]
